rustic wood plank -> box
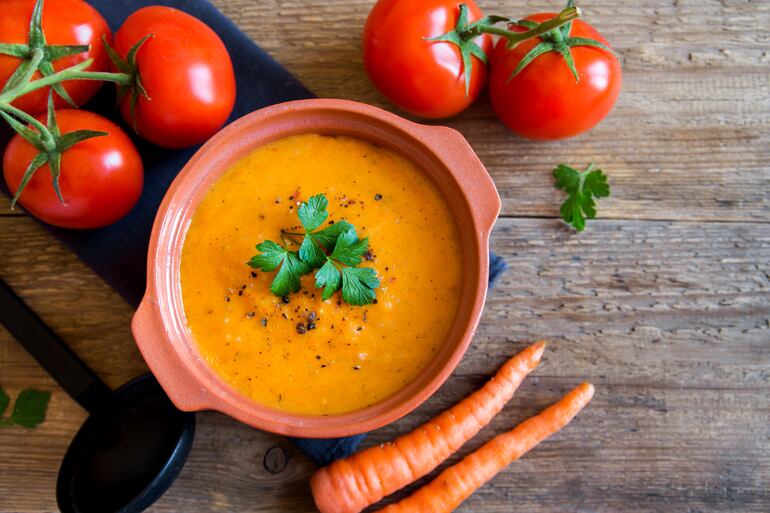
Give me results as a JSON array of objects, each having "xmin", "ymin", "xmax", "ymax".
[{"xmin": 1, "ymin": 216, "xmax": 767, "ymax": 512}]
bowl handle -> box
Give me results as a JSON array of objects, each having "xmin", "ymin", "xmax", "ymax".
[
  {"xmin": 131, "ymin": 298, "xmax": 210, "ymax": 411},
  {"xmin": 417, "ymin": 125, "xmax": 501, "ymax": 233}
]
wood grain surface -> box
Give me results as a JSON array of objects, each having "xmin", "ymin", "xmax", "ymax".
[{"xmin": 1, "ymin": 0, "xmax": 769, "ymax": 512}]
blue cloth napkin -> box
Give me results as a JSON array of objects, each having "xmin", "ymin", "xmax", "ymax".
[{"xmin": 0, "ymin": 0, "xmax": 506, "ymax": 467}]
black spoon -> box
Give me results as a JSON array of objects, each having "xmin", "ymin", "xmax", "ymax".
[{"xmin": 0, "ymin": 278, "xmax": 195, "ymax": 513}]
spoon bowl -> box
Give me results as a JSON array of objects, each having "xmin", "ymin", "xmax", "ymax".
[{"xmin": 57, "ymin": 374, "xmax": 195, "ymax": 513}]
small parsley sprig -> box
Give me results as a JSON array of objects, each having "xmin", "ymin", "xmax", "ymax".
[
  {"xmin": 248, "ymin": 193, "xmax": 380, "ymax": 306},
  {"xmin": 553, "ymin": 163, "xmax": 610, "ymax": 231},
  {"xmin": 0, "ymin": 386, "xmax": 50, "ymax": 429}
]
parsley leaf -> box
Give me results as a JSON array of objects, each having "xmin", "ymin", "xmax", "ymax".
[
  {"xmin": 341, "ymin": 267, "xmax": 380, "ymax": 306},
  {"xmin": 248, "ymin": 240, "xmax": 311, "ymax": 296},
  {"xmin": 315, "ymin": 259, "xmax": 342, "ymax": 301},
  {"xmin": 249, "ymin": 192, "xmax": 380, "ymax": 305},
  {"xmin": 249, "ymin": 240, "xmax": 287, "ymax": 270},
  {"xmin": 10, "ymin": 389, "xmax": 51, "ymax": 428},
  {"xmin": 297, "ymin": 195, "xmax": 354, "ymax": 267},
  {"xmin": 330, "ymin": 229, "xmax": 369, "ymax": 267},
  {"xmin": 311, "ymin": 220, "xmax": 354, "ymax": 250},
  {"xmin": 553, "ymin": 163, "xmax": 610, "ymax": 231},
  {"xmin": 271, "ymin": 252, "xmax": 311, "ymax": 296},
  {"xmin": 298, "ymin": 193, "xmax": 329, "ymax": 232},
  {"xmin": 0, "ymin": 387, "xmax": 50, "ymax": 429},
  {"xmin": 299, "ymin": 235, "xmax": 327, "ymax": 268}
]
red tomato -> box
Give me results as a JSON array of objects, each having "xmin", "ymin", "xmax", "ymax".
[
  {"xmin": 3, "ymin": 110, "xmax": 143, "ymax": 229},
  {"xmin": 113, "ymin": 6, "xmax": 236, "ymax": 149},
  {"xmin": 489, "ymin": 15, "xmax": 621, "ymax": 140},
  {"xmin": 363, "ymin": 0, "xmax": 491, "ymax": 119},
  {"xmin": 0, "ymin": 0, "xmax": 112, "ymax": 115}
]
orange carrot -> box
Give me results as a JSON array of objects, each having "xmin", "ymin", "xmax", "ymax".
[
  {"xmin": 375, "ymin": 382, "xmax": 595, "ymax": 513},
  {"xmin": 310, "ymin": 342, "xmax": 546, "ymax": 513}
]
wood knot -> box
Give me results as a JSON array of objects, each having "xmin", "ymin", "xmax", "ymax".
[{"xmin": 263, "ymin": 445, "xmax": 289, "ymax": 474}]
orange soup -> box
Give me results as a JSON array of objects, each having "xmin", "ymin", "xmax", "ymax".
[{"xmin": 180, "ymin": 134, "xmax": 462, "ymax": 415}]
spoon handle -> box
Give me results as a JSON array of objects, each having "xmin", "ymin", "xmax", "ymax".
[{"xmin": 0, "ymin": 278, "xmax": 111, "ymax": 413}]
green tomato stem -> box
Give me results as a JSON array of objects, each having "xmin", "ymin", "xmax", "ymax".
[
  {"xmin": 0, "ymin": 59, "xmax": 131, "ymax": 105},
  {"xmin": 64, "ymin": 70, "xmax": 133, "ymax": 85},
  {"xmin": 470, "ymin": 6, "xmax": 581, "ymax": 49},
  {"xmin": 0, "ymin": 103, "xmax": 52, "ymax": 144}
]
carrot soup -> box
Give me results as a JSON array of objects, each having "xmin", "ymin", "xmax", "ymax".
[{"xmin": 180, "ymin": 134, "xmax": 462, "ymax": 415}]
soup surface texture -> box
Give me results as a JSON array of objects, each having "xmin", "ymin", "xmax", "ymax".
[{"xmin": 181, "ymin": 134, "xmax": 462, "ymax": 415}]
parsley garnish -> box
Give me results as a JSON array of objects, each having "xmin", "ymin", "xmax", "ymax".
[
  {"xmin": 248, "ymin": 193, "xmax": 380, "ymax": 305},
  {"xmin": 0, "ymin": 387, "xmax": 51, "ymax": 429},
  {"xmin": 553, "ymin": 163, "xmax": 610, "ymax": 231},
  {"xmin": 249, "ymin": 241, "xmax": 311, "ymax": 296}
]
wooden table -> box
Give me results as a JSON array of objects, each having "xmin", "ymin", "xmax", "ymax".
[{"xmin": 1, "ymin": 0, "xmax": 768, "ymax": 511}]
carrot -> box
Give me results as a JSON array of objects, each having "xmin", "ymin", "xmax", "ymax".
[
  {"xmin": 310, "ymin": 341, "xmax": 546, "ymax": 513},
  {"xmin": 375, "ymin": 382, "xmax": 595, "ymax": 513}
]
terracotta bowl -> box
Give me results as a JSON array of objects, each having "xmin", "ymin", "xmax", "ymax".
[{"xmin": 131, "ymin": 99, "xmax": 500, "ymax": 438}]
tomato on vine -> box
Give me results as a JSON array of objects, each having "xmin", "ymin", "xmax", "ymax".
[
  {"xmin": 3, "ymin": 102, "xmax": 143, "ymax": 229},
  {"xmin": 363, "ymin": 0, "xmax": 579, "ymax": 119},
  {"xmin": 108, "ymin": 6, "xmax": 237, "ymax": 149},
  {"xmin": 0, "ymin": 0, "xmax": 112, "ymax": 116},
  {"xmin": 489, "ymin": 1, "xmax": 621, "ymax": 140}
]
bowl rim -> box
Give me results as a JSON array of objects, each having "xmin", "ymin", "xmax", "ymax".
[{"xmin": 131, "ymin": 98, "xmax": 500, "ymax": 437}]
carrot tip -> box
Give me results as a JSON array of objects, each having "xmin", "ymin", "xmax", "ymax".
[
  {"xmin": 576, "ymin": 382, "xmax": 595, "ymax": 404},
  {"xmin": 529, "ymin": 340, "xmax": 546, "ymax": 363}
]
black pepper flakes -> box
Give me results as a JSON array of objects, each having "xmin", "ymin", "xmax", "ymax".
[
  {"xmin": 363, "ymin": 250, "xmax": 374, "ymax": 261},
  {"xmin": 261, "ymin": 318, "xmax": 268, "ymax": 327},
  {"xmin": 296, "ymin": 322, "xmax": 307, "ymax": 334},
  {"xmin": 246, "ymin": 312, "xmax": 255, "ymax": 319},
  {"xmin": 308, "ymin": 311, "xmax": 317, "ymax": 323},
  {"xmin": 224, "ymin": 296, "xmax": 230, "ymax": 302},
  {"xmin": 238, "ymin": 290, "xmax": 243, "ymax": 296},
  {"xmin": 315, "ymin": 355, "xmax": 321, "ymax": 360},
  {"xmin": 307, "ymin": 322, "xmax": 316, "ymax": 331},
  {"xmin": 321, "ymin": 364, "xmax": 327, "ymax": 368},
  {"xmin": 250, "ymin": 271, "xmax": 257, "ymax": 278},
  {"xmin": 281, "ymin": 295, "xmax": 290, "ymax": 304},
  {"xmin": 281, "ymin": 313, "xmax": 288, "ymax": 319},
  {"xmin": 373, "ymin": 299, "xmax": 378, "ymax": 305},
  {"xmin": 353, "ymin": 365, "xmax": 361, "ymax": 370},
  {"xmin": 374, "ymin": 193, "xmax": 383, "ymax": 201}
]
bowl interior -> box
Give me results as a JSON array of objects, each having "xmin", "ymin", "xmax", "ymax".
[{"xmin": 152, "ymin": 102, "xmax": 486, "ymax": 436}]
